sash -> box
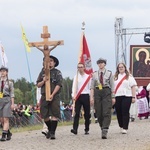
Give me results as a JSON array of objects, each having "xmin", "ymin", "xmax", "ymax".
[
  {"xmin": 75, "ymin": 74, "xmax": 91, "ymax": 101},
  {"xmin": 115, "ymin": 75, "xmax": 126, "ymax": 94}
]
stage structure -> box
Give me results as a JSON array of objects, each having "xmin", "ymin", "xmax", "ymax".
[
  {"xmin": 114, "ymin": 17, "xmax": 150, "ymax": 86},
  {"xmin": 114, "ymin": 17, "xmax": 150, "ymax": 66}
]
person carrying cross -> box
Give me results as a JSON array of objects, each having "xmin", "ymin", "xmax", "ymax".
[{"xmin": 36, "ymin": 55, "xmax": 63, "ymax": 140}]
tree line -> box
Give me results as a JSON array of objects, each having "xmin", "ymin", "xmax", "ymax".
[{"xmin": 13, "ymin": 77, "xmax": 73, "ymax": 105}]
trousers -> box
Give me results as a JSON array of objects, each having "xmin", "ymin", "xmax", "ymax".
[
  {"xmin": 115, "ymin": 96, "xmax": 132, "ymax": 129},
  {"xmin": 73, "ymin": 94, "xmax": 90, "ymax": 131},
  {"xmin": 94, "ymin": 88, "xmax": 112, "ymax": 129}
]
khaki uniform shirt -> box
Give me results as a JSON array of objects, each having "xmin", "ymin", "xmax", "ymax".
[
  {"xmin": 91, "ymin": 68, "xmax": 114, "ymax": 92},
  {"xmin": 0, "ymin": 79, "xmax": 14, "ymax": 98}
]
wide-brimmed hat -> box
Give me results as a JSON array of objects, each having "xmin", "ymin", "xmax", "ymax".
[
  {"xmin": 97, "ymin": 58, "xmax": 107, "ymax": 64},
  {"xmin": 50, "ymin": 55, "xmax": 59, "ymax": 67},
  {"xmin": 0, "ymin": 66, "xmax": 8, "ymax": 72}
]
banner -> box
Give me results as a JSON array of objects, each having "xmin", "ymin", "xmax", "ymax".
[
  {"xmin": 79, "ymin": 33, "xmax": 93, "ymax": 75},
  {"xmin": 21, "ymin": 25, "xmax": 31, "ymax": 52},
  {"xmin": 0, "ymin": 42, "xmax": 8, "ymax": 67}
]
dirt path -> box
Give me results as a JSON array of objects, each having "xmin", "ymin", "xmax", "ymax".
[{"xmin": 0, "ymin": 119, "xmax": 150, "ymax": 150}]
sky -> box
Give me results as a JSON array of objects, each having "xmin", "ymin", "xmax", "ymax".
[{"xmin": 0, "ymin": 0, "xmax": 150, "ymax": 83}]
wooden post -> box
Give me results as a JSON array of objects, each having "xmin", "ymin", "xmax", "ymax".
[{"xmin": 29, "ymin": 26, "xmax": 64, "ymax": 101}]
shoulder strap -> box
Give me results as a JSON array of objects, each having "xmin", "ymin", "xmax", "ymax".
[{"xmin": 115, "ymin": 75, "xmax": 126, "ymax": 94}]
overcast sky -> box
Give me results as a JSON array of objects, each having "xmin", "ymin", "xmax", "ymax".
[{"xmin": 0, "ymin": 0, "xmax": 150, "ymax": 83}]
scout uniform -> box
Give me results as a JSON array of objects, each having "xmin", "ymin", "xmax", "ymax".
[
  {"xmin": 37, "ymin": 68, "xmax": 63, "ymax": 119},
  {"xmin": 91, "ymin": 58, "xmax": 114, "ymax": 139},
  {"xmin": 0, "ymin": 66, "xmax": 14, "ymax": 141},
  {"xmin": 36, "ymin": 55, "xmax": 63, "ymax": 139}
]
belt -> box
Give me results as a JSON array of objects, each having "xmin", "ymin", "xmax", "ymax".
[
  {"xmin": 95, "ymin": 86, "xmax": 109, "ymax": 89},
  {"xmin": 103, "ymin": 87, "xmax": 109, "ymax": 89},
  {"xmin": 3, "ymin": 95, "xmax": 10, "ymax": 97}
]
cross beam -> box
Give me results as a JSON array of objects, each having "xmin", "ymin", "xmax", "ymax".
[{"xmin": 29, "ymin": 26, "xmax": 64, "ymax": 47}]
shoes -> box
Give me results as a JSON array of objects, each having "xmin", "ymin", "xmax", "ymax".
[
  {"xmin": 6, "ymin": 132, "xmax": 12, "ymax": 140},
  {"xmin": 0, "ymin": 133, "xmax": 7, "ymax": 141},
  {"xmin": 101, "ymin": 129, "xmax": 108, "ymax": 139},
  {"xmin": 46, "ymin": 131, "xmax": 51, "ymax": 139},
  {"xmin": 42, "ymin": 131, "xmax": 47, "ymax": 136},
  {"xmin": 71, "ymin": 129, "xmax": 77, "ymax": 135},
  {"xmin": 42, "ymin": 131, "xmax": 47, "ymax": 137},
  {"xmin": 95, "ymin": 120, "xmax": 98, "ymax": 123},
  {"xmin": 131, "ymin": 117, "xmax": 135, "ymax": 122},
  {"xmin": 144, "ymin": 116, "xmax": 148, "ymax": 119},
  {"xmin": 50, "ymin": 132, "xmax": 56, "ymax": 140},
  {"xmin": 122, "ymin": 129, "xmax": 127, "ymax": 134},
  {"xmin": 85, "ymin": 130, "xmax": 89, "ymax": 135}
]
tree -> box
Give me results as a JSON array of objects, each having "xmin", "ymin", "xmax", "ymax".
[
  {"xmin": 13, "ymin": 77, "xmax": 73, "ymax": 105},
  {"xmin": 14, "ymin": 88, "xmax": 23, "ymax": 104},
  {"xmin": 60, "ymin": 77, "xmax": 73, "ymax": 104},
  {"xmin": 14, "ymin": 77, "xmax": 36, "ymax": 105}
]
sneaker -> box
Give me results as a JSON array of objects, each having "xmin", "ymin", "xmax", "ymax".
[
  {"xmin": 102, "ymin": 129, "xmax": 108, "ymax": 139},
  {"xmin": 71, "ymin": 129, "xmax": 77, "ymax": 135},
  {"xmin": 122, "ymin": 129, "xmax": 127, "ymax": 134},
  {"xmin": 6, "ymin": 132, "xmax": 12, "ymax": 140},
  {"xmin": 41, "ymin": 131, "xmax": 47, "ymax": 137}
]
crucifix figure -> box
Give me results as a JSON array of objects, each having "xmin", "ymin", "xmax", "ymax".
[
  {"xmin": 35, "ymin": 42, "xmax": 61, "ymax": 71},
  {"xmin": 29, "ymin": 26, "xmax": 64, "ymax": 101}
]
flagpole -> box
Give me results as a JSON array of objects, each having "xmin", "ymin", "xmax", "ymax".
[
  {"xmin": 23, "ymin": 46, "xmax": 36, "ymax": 105},
  {"xmin": 21, "ymin": 25, "xmax": 36, "ymax": 105}
]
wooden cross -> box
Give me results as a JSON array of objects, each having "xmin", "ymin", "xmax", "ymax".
[{"xmin": 29, "ymin": 26, "xmax": 64, "ymax": 101}]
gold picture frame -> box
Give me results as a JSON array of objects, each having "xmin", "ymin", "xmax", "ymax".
[{"xmin": 130, "ymin": 45, "xmax": 150, "ymax": 86}]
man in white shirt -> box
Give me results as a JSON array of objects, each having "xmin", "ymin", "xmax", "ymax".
[{"xmin": 71, "ymin": 63, "xmax": 91, "ymax": 135}]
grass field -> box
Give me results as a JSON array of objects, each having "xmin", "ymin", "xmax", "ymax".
[{"xmin": 9, "ymin": 115, "xmax": 117, "ymax": 133}]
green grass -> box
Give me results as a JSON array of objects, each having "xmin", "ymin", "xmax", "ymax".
[
  {"xmin": 10, "ymin": 124, "xmax": 43, "ymax": 133},
  {"xmin": 8, "ymin": 115, "xmax": 117, "ymax": 134}
]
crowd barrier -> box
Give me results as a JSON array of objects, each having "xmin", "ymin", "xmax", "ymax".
[
  {"xmin": 9, "ymin": 112, "xmax": 43, "ymax": 128},
  {"xmin": 8, "ymin": 109, "xmax": 73, "ymax": 129}
]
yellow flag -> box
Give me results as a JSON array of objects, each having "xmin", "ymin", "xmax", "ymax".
[{"xmin": 21, "ymin": 25, "xmax": 31, "ymax": 52}]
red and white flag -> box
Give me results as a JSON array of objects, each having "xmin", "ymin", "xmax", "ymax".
[
  {"xmin": 0, "ymin": 41, "xmax": 8, "ymax": 67},
  {"xmin": 72, "ymin": 31, "xmax": 93, "ymax": 116},
  {"xmin": 79, "ymin": 33, "xmax": 93, "ymax": 75}
]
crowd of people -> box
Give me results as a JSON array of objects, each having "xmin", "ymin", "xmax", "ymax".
[
  {"xmin": 130, "ymin": 86, "xmax": 150, "ymax": 121},
  {"xmin": 1, "ymin": 52, "xmax": 150, "ymax": 142}
]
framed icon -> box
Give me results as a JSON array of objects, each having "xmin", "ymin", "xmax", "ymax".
[{"xmin": 130, "ymin": 45, "xmax": 150, "ymax": 86}]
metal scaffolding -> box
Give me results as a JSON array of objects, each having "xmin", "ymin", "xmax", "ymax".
[{"xmin": 114, "ymin": 17, "xmax": 150, "ymax": 67}]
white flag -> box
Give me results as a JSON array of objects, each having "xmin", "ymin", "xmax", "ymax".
[{"xmin": 0, "ymin": 41, "xmax": 8, "ymax": 67}]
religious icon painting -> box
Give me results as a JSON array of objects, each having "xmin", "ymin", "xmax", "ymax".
[{"xmin": 130, "ymin": 45, "xmax": 150, "ymax": 86}]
